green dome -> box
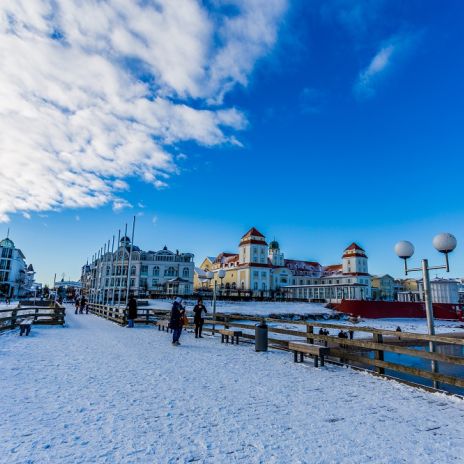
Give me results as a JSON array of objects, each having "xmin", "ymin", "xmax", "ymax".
[
  {"xmin": 269, "ymin": 240, "xmax": 280, "ymax": 250},
  {"xmin": 0, "ymin": 237, "xmax": 14, "ymax": 248}
]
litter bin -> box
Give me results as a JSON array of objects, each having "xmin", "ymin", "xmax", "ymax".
[{"xmin": 255, "ymin": 320, "xmax": 268, "ymax": 352}]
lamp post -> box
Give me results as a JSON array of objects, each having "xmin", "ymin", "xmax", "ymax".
[
  {"xmin": 395, "ymin": 233, "xmax": 457, "ymax": 388},
  {"xmin": 206, "ymin": 271, "xmax": 219, "ymax": 336},
  {"xmin": 218, "ymin": 269, "xmax": 226, "ymax": 297}
]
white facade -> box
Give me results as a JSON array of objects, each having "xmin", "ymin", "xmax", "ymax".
[
  {"xmin": 81, "ymin": 237, "xmax": 195, "ymax": 303},
  {"xmin": 198, "ymin": 228, "xmax": 371, "ymax": 302},
  {"xmin": 418, "ymin": 278, "xmax": 459, "ymax": 304},
  {"xmin": 0, "ymin": 237, "xmax": 35, "ymax": 298}
]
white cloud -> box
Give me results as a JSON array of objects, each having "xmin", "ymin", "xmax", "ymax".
[
  {"xmin": 152, "ymin": 215, "xmax": 158, "ymax": 225},
  {"xmin": 22, "ymin": 212, "xmax": 31, "ymax": 219},
  {"xmin": 354, "ymin": 35, "xmax": 414, "ymax": 98},
  {"xmin": 112, "ymin": 199, "xmax": 132, "ymax": 213},
  {"xmin": 0, "ymin": 0, "xmax": 287, "ymax": 222}
]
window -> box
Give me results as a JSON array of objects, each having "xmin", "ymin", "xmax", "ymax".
[
  {"xmin": 182, "ymin": 268, "xmax": 189, "ymax": 278},
  {"xmin": 131, "ymin": 265, "xmax": 137, "ymax": 276},
  {"xmin": 253, "ymin": 271, "xmax": 259, "ymax": 278},
  {"xmin": 152, "ymin": 278, "xmax": 158, "ymax": 286},
  {"xmin": 106, "ymin": 266, "xmax": 110, "ymax": 276},
  {"xmin": 153, "ymin": 266, "xmax": 159, "ymax": 276},
  {"xmin": 130, "ymin": 279, "xmax": 135, "ymax": 287},
  {"xmin": 253, "ymin": 282, "xmax": 258, "ymax": 290},
  {"xmin": 165, "ymin": 266, "xmax": 176, "ymax": 277},
  {"xmin": 140, "ymin": 265, "xmax": 148, "ymax": 275}
]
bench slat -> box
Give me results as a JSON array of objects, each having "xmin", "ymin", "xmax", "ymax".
[{"xmin": 289, "ymin": 342, "xmax": 330, "ymax": 356}]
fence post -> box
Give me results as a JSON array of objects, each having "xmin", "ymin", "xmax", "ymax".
[
  {"xmin": 146, "ymin": 307, "xmax": 149, "ymax": 325},
  {"xmin": 306, "ymin": 324, "xmax": 314, "ymax": 344},
  {"xmin": 224, "ymin": 315, "xmax": 230, "ymax": 330},
  {"xmin": 373, "ymin": 333, "xmax": 385, "ymax": 375},
  {"xmin": 11, "ymin": 308, "xmax": 17, "ymax": 329},
  {"xmin": 34, "ymin": 307, "xmax": 39, "ymax": 322}
]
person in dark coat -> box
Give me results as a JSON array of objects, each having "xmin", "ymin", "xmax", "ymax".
[
  {"xmin": 126, "ymin": 295, "xmax": 137, "ymax": 328},
  {"xmin": 170, "ymin": 297, "xmax": 185, "ymax": 345},
  {"xmin": 79, "ymin": 296, "xmax": 86, "ymax": 314},
  {"xmin": 74, "ymin": 296, "xmax": 80, "ymax": 314},
  {"xmin": 193, "ymin": 297, "xmax": 207, "ymax": 338}
]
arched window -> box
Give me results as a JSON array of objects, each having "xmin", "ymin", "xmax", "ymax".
[
  {"xmin": 165, "ymin": 266, "xmax": 176, "ymax": 277},
  {"xmin": 106, "ymin": 266, "xmax": 110, "ymax": 276},
  {"xmin": 231, "ymin": 282, "xmax": 236, "ymax": 290},
  {"xmin": 153, "ymin": 266, "xmax": 159, "ymax": 276},
  {"xmin": 182, "ymin": 268, "xmax": 189, "ymax": 278},
  {"xmin": 131, "ymin": 265, "xmax": 136, "ymax": 276}
]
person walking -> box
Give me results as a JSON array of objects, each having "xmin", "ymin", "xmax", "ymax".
[
  {"xmin": 169, "ymin": 297, "xmax": 185, "ymax": 346},
  {"xmin": 74, "ymin": 296, "xmax": 80, "ymax": 314},
  {"xmin": 193, "ymin": 298, "xmax": 207, "ymax": 338},
  {"xmin": 126, "ymin": 295, "xmax": 137, "ymax": 328},
  {"xmin": 79, "ymin": 296, "xmax": 86, "ymax": 314}
]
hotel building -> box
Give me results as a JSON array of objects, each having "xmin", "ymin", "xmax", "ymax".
[
  {"xmin": 81, "ymin": 236, "xmax": 195, "ymax": 302},
  {"xmin": 194, "ymin": 227, "xmax": 371, "ymax": 302}
]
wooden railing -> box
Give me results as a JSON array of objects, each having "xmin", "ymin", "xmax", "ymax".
[
  {"xmin": 87, "ymin": 303, "xmax": 464, "ymax": 392},
  {"xmin": 0, "ymin": 302, "xmax": 65, "ymax": 331}
]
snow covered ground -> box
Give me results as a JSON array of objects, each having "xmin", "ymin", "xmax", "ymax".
[
  {"xmin": 146, "ymin": 299, "xmax": 333, "ymax": 316},
  {"xmin": 333, "ymin": 317, "xmax": 464, "ymax": 335},
  {"xmin": 1, "ymin": 306, "xmax": 464, "ymax": 463}
]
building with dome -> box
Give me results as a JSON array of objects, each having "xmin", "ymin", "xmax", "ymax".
[
  {"xmin": 0, "ymin": 235, "xmax": 36, "ymax": 298},
  {"xmin": 80, "ymin": 237, "xmax": 195, "ymax": 303},
  {"xmin": 194, "ymin": 227, "xmax": 371, "ymax": 302}
]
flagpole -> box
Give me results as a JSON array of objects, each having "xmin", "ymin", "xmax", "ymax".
[
  {"xmin": 118, "ymin": 224, "xmax": 128, "ymax": 307},
  {"xmin": 125, "ymin": 215, "xmax": 136, "ymax": 306},
  {"xmin": 109, "ymin": 235, "xmax": 115, "ymax": 306}
]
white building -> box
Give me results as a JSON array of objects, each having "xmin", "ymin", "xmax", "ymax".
[
  {"xmin": 397, "ymin": 278, "xmax": 460, "ymax": 304},
  {"xmin": 284, "ymin": 242, "xmax": 372, "ymax": 302},
  {"xmin": 196, "ymin": 228, "xmax": 371, "ymax": 302},
  {"xmin": 81, "ymin": 236, "xmax": 195, "ymax": 302},
  {"xmin": 0, "ymin": 236, "xmax": 36, "ymax": 298}
]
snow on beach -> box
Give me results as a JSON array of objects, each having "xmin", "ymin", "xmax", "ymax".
[
  {"xmin": 1, "ymin": 306, "xmax": 464, "ymax": 463},
  {"xmin": 146, "ymin": 299, "xmax": 464, "ymax": 334},
  {"xmin": 147, "ymin": 299, "xmax": 334, "ymax": 316}
]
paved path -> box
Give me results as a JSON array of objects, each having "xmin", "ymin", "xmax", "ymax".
[{"xmin": 1, "ymin": 307, "xmax": 464, "ymax": 463}]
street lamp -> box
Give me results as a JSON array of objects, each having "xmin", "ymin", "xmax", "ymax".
[
  {"xmin": 395, "ymin": 233, "xmax": 457, "ymax": 387},
  {"xmin": 206, "ymin": 270, "xmax": 221, "ymax": 336},
  {"xmin": 218, "ymin": 269, "xmax": 226, "ymax": 296}
]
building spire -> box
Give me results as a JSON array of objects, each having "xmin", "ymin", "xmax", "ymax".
[{"xmin": 6, "ymin": 228, "xmax": 9, "ymax": 239}]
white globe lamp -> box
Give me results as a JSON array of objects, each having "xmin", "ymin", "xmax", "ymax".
[
  {"xmin": 394, "ymin": 241, "xmax": 415, "ymax": 259},
  {"xmin": 433, "ymin": 233, "xmax": 457, "ymax": 254},
  {"xmin": 206, "ymin": 271, "xmax": 214, "ymax": 280},
  {"xmin": 218, "ymin": 269, "xmax": 226, "ymax": 279}
]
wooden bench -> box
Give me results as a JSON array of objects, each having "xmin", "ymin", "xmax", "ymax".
[
  {"xmin": 157, "ymin": 320, "xmax": 171, "ymax": 332},
  {"xmin": 288, "ymin": 342, "xmax": 330, "ymax": 367},
  {"xmin": 219, "ymin": 329, "xmax": 242, "ymax": 345},
  {"xmin": 19, "ymin": 318, "xmax": 33, "ymax": 336}
]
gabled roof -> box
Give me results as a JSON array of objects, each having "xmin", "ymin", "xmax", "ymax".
[
  {"xmin": 324, "ymin": 264, "xmax": 342, "ymax": 271},
  {"xmin": 241, "ymin": 227, "xmax": 265, "ymax": 239},
  {"xmin": 344, "ymin": 242, "xmax": 365, "ymax": 252}
]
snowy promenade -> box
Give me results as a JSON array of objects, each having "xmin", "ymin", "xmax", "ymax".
[{"xmin": 1, "ymin": 308, "xmax": 464, "ymax": 463}]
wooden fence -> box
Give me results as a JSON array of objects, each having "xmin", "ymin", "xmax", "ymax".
[
  {"xmin": 0, "ymin": 302, "xmax": 65, "ymax": 331},
  {"xmin": 87, "ymin": 303, "xmax": 464, "ymax": 393}
]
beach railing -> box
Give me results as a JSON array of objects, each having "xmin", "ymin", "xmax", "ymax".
[{"xmin": 86, "ymin": 303, "xmax": 464, "ymax": 392}]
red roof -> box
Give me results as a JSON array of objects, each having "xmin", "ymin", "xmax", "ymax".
[
  {"xmin": 344, "ymin": 242, "xmax": 365, "ymax": 252},
  {"xmin": 241, "ymin": 227, "xmax": 265, "ymax": 239},
  {"xmin": 285, "ymin": 259, "xmax": 321, "ymax": 268},
  {"xmin": 324, "ymin": 264, "xmax": 342, "ymax": 271}
]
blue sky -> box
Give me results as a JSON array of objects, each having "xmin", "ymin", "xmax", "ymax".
[{"xmin": 1, "ymin": 1, "xmax": 464, "ymax": 285}]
